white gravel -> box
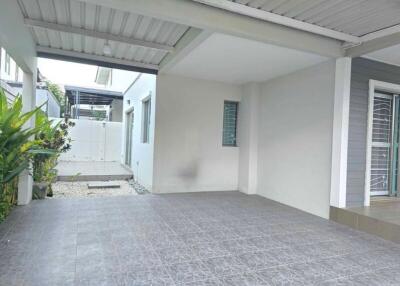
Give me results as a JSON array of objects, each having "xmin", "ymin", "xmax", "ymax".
[{"xmin": 51, "ymin": 180, "xmax": 137, "ymax": 198}]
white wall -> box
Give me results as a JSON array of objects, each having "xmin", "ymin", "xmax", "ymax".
[
  {"xmin": 152, "ymin": 74, "xmax": 242, "ymax": 193},
  {"xmin": 58, "ymin": 119, "xmax": 122, "ymax": 162},
  {"xmin": 238, "ymin": 82, "xmax": 260, "ymax": 195},
  {"xmin": 122, "ymin": 74, "xmax": 156, "ymax": 190},
  {"xmin": 255, "ymin": 60, "xmax": 335, "ymax": 218}
]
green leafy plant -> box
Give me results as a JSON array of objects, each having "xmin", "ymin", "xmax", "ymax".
[
  {"xmin": 33, "ymin": 111, "xmax": 74, "ymax": 195},
  {"xmin": 0, "ymin": 88, "xmax": 50, "ymax": 221}
]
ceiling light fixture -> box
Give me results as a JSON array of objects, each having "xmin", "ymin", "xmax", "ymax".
[{"xmin": 103, "ymin": 43, "xmax": 112, "ymax": 55}]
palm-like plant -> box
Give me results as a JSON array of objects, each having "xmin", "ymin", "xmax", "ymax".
[{"xmin": 0, "ymin": 88, "xmax": 50, "ymax": 220}]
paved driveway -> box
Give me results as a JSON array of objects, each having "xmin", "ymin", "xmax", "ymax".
[{"xmin": 1, "ymin": 192, "xmax": 400, "ymax": 285}]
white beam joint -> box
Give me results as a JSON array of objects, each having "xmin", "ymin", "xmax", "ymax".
[{"xmin": 160, "ymin": 28, "xmax": 211, "ymax": 72}]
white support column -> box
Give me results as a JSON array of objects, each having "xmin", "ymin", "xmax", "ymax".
[
  {"xmin": 18, "ymin": 69, "xmax": 37, "ymax": 205},
  {"xmin": 330, "ymin": 57, "xmax": 352, "ymax": 208},
  {"xmin": 238, "ymin": 82, "xmax": 260, "ymax": 195}
]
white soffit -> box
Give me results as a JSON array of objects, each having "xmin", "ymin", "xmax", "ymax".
[
  {"xmin": 168, "ymin": 33, "xmax": 327, "ymax": 84},
  {"xmin": 364, "ymin": 44, "xmax": 400, "ymax": 67}
]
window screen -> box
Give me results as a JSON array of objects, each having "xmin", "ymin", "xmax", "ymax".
[
  {"xmin": 223, "ymin": 101, "xmax": 238, "ymax": 146},
  {"xmin": 142, "ymin": 99, "xmax": 151, "ymax": 143}
]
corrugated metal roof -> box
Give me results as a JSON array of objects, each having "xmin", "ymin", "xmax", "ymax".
[
  {"xmin": 228, "ymin": 0, "xmax": 400, "ymax": 37},
  {"xmin": 17, "ymin": 0, "xmax": 190, "ymax": 68}
]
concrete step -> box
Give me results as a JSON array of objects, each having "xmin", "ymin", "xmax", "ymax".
[
  {"xmin": 58, "ymin": 173, "xmax": 133, "ymax": 182},
  {"xmin": 87, "ymin": 181, "xmax": 121, "ymax": 189},
  {"xmin": 56, "ymin": 161, "xmax": 133, "ymax": 182}
]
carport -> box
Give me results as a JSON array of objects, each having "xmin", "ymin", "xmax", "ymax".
[{"xmin": 3, "ymin": 0, "xmax": 400, "ymax": 285}]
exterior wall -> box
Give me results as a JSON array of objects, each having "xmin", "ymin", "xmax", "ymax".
[
  {"xmin": 152, "ymin": 74, "xmax": 242, "ymax": 193},
  {"xmin": 122, "ymin": 74, "xmax": 156, "ymax": 191},
  {"xmin": 0, "ymin": 0, "xmax": 37, "ymax": 74},
  {"xmin": 58, "ymin": 118, "xmax": 122, "ymax": 162},
  {"xmin": 346, "ymin": 58, "xmax": 400, "ymax": 207},
  {"xmin": 238, "ymin": 82, "xmax": 260, "ymax": 195},
  {"xmin": 256, "ymin": 60, "xmax": 336, "ymax": 218},
  {"xmin": 0, "ymin": 80, "xmax": 17, "ymax": 104},
  {"xmin": 13, "ymin": 86, "xmax": 61, "ymax": 117},
  {"xmin": 36, "ymin": 89, "xmax": 60, "ymax": 117}
]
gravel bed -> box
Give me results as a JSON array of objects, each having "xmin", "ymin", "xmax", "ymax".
[{"xmin": 51, "ymin": 180, "xmax": 137, "ymax": 198}]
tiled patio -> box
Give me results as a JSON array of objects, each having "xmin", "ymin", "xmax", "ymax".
[{"xmin": 1, "ymin": 192, "xmax": 400, "ymax": 286}]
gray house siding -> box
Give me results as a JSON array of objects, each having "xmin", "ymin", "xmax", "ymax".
[{"xmin": 347, "ymin": 57, "xmax": 400, "ymax": 207}]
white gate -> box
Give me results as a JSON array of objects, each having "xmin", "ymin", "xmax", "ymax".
[{"xmin": 53, "ymin": 118, "xmax": 122, "ymax": 162}]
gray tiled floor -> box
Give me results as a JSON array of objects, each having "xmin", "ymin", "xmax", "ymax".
[{"xmin": 1, "ymin": 192, "xmax": 400, "ymax": 286}]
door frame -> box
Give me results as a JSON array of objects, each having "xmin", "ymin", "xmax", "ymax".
[
  {"xmin": 124, "ymin": 106, "xmax": 134, "ymax": 166},
  {"xmin": 365, "ymin": 80, "xmax": 400, "ymax": 206}
]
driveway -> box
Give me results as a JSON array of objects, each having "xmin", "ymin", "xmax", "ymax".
[{"xmin": 1, "ymin": 192, "xmax": 400, "ymax": 285}]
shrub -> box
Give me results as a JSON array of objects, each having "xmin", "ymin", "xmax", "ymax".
[
  {"xmin": 33, "ymin": 111, "xmax": 74, "ymax": 193},
  {"xmin": 0, "ymin": 88, "xmax": 50, "ymax": 221}
]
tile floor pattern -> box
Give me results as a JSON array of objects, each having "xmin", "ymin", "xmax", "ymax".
[{"xmin": 1, "ymin": 192, "xmax": 400, "ymax": 286}]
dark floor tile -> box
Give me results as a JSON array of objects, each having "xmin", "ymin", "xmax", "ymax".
[{"xmin": 167, "ymin": 261, "xmax": 214, "ymax": 284}]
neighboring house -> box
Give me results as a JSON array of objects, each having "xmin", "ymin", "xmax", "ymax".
[
  {"xmin": 95, "ymin": 66, "xmax": 138, "ymax": 93},
  {"xmin": 64, "ymin": 85, "xmax": 123, "ymax": 122},
  {"xmin": 8, "ymin": 81, "xmax": 61, "ymax": 118},
  {"xmin": 1, "ymin": 47, "xmax": 60, "ymax": 116},
  {"xmin": 0, "ymin": 47, "xmax": 23, "ymax": 83}
]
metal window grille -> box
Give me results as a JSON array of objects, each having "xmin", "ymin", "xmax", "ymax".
[{"xmin": 223, "ymin": 101, "xmax": 238, "ymax": 146}]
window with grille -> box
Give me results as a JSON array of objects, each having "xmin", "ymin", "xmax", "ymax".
[
  {"xmin": 222, "ymin": 101, "xmax": 238, "ymax": 147},
  {"xmin": 142, "ymin": 98, "xmax": 151, "ymax": 143}
]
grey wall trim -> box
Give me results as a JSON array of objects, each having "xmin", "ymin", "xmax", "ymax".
[{"xmin": 347, "ymin": 58, "xmax": 400, "ymax": 207}]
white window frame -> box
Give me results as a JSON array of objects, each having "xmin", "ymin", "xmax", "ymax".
[
  {"xmin": 365, "ymin": 80, "xmax": 400, "ymax": 206},
  {"xmin": 141, "ymin": 95, "xmax": 151, "ymax": 144},
  {"xmin": 4, "ymin": 52, "xmax": 11, "ymax": 75}
]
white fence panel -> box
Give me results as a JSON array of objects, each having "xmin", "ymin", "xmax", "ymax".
[{"xmin": 51, "ymin": 118, "xmax": 122, "ymax": 161}]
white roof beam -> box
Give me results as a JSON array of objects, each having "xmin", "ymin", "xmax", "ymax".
[
  {"xmin": 159, "ymin": 28, "xmax": 211, "ymax": 72},
  {"xmin": 36, "ymin": 46, "xmax": 159, "ymax": 73},
  {"xmin": 194, "ymin": 0, "xmax": 360, "ymax": 44},
  {"xmin": 25, "ymin": 18, "xmax": 174, "ymax": 53},
  {"xmin": 79, "ymin": 0, "xmax": 345, "ymax": 58},
  {"xmin": 346, "ymin": 26, "xmax": 400, "ymax": 57}
]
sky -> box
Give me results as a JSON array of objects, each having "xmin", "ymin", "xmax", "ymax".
[{"xmin": 37, "ymin": 58, "xmax": 138, "ymax": 92}]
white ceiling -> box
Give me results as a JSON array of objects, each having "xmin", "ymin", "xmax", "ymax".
[
  {"xmin": 168, "ymin": 33, "xmax": 328, "ymax": 85},
  {"xmin": 365, "ymin": 44, "xmax": 400, "ymax": 67}
]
